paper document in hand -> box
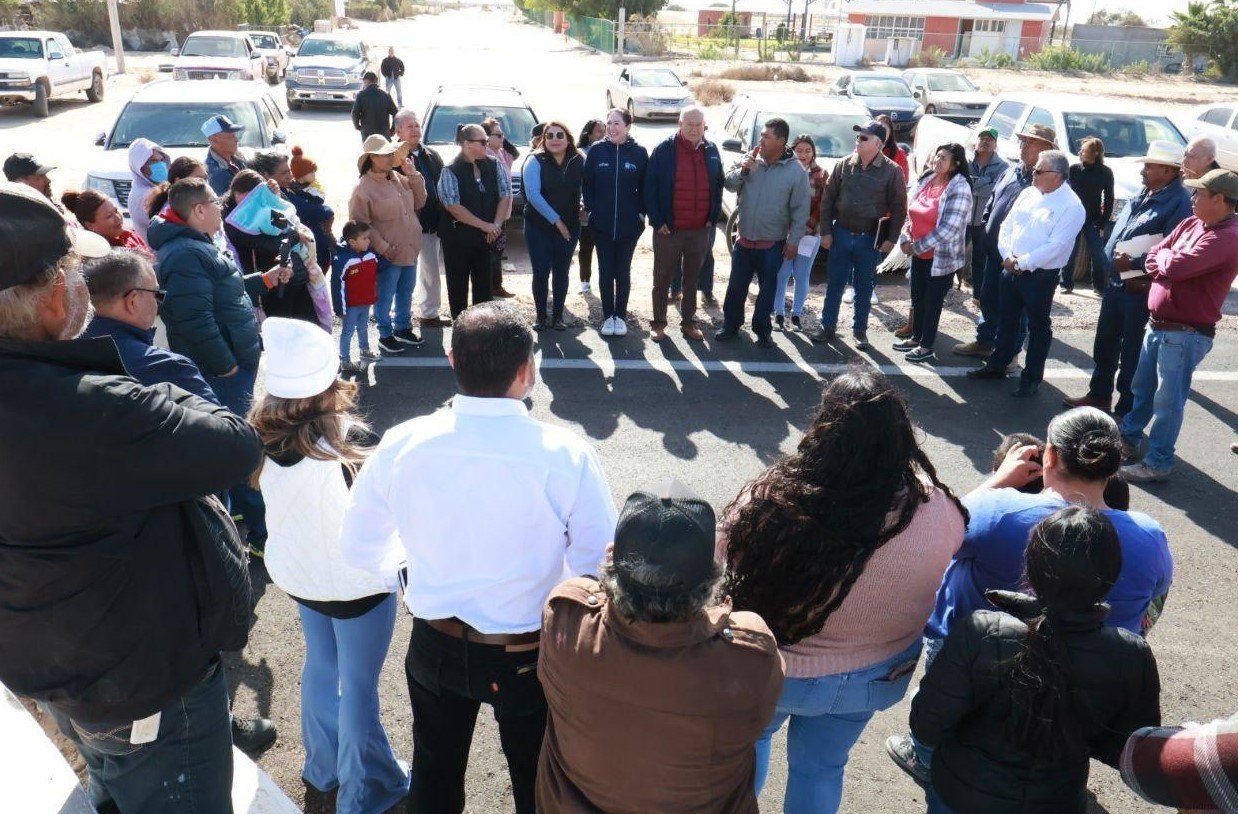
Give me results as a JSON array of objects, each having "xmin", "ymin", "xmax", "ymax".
[
  {"xmin": 798, "ymin": 235, "xmax": 821, "ymax": 257},
  {"xmin": 1120, "ymin": 270, "xmax": 1150, "ymax": 281},
  {"xmin": 1114, "ymin": 233, "xmax": 1163, "ymax": 258}
]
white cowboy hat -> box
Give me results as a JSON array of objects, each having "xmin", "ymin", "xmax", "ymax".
[
  {"xmin": 357, "ymin": 134, "xmax": 401, "ymax": 173},
  {"xmin": 1132, "ymin": 140, "xmax": 1186, "ymax": 167}
]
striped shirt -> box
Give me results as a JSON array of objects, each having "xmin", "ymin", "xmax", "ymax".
[
  {"xmin": 900, "ymin": 172, "xmax": 972, "ymax": 277},
  {"xmin": 1121, "ymin": 713, "xmax": 1238, "ymax": 811}
]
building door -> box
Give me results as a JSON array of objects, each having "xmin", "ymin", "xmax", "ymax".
[{"xmin": 955, "ymin": 19, "xmax": 974, "ymax": 59}]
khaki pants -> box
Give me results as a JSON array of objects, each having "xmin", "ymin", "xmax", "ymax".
[
  {"xmin": 651, "ymin": 227, "xmax": 710, "ymax": 329},
  {"xmin": 414, "ymin": 233, "xmax": 444, "ymax": 319}
]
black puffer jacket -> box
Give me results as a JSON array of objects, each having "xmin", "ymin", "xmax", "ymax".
[
  {"xmin": 0, "ymin": 336, "xmax": 262, "ymax": 724},
  {"xmin": 910, "ymin": 599, "xmax": 1161, "ymax": 814}
]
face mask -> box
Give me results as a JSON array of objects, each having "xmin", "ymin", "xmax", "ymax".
[{"xmin": 147, "ymin": 161, "xmax": 169, "ymax": 184}]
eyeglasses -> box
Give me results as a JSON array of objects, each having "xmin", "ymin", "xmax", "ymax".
[
  {"xmin": 855, "ymin": 135, "xmax": 874, "ymax": 142},
  {"xmin": 125, "ymin": 287, "xmax": 166, "ymax": 303},
  {"xmin": 1032, "ymin": 169, "xmax": 1059, "ymax": 177},
  {"xmin": 488, "ymin": 132, "xmax": 504, "ymax": 138},
  {"xmin": 544, "ymin": 131, "xmax": 567, "ymax": 140}
]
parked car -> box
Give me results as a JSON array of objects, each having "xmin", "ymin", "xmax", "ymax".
[
  {"xmin": 285, "ymin": 32, "xmax": 368, "ymax": 109},
  {"xmin": 422, "ymin": 84, "xmax": 540, "ymax": 218},
  {"xmin": 85, "ymin": 80, "xmax": 289, "ymax": 219},
  {"xmin": 900, "ymin": 68, "xmax": 990, "ymax": 123},
  {"xmin": 0, "ymin": 31, "xmax": 106, "ymax": 118},
  {"xmin": 1172, "ymin": 102, "xmax": 1238, "ymax": 172},
  {"xmin": 827, "ymin": 71, "xmax": 923, "ymax": 137},
  {"xmin": 172, "ymin": 31, "xmax": 266, "ymax": 81},
  {"xmin": 913, "ymin": 92, "xmax": 1188, "ymax": 226},
  {"xmin": 605, "ymin": 66, "xmax": 694, "ymax": 121},
  {"xmin": 246, "ymin": 30, "xmax": 292, "ymax": 85},
  {"xmin": 716, "ymin": 92, "xmax": 872, "ymax": 251}
]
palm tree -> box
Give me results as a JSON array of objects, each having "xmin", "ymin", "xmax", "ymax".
[{"xmin": 1167, "ymin": 1, "xmax": 1212, "ymax": 73}]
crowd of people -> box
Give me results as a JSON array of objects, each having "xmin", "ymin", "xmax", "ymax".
[{"xmin": 0, "ymin": 90, "xmax": 1236, "ymax": 814}]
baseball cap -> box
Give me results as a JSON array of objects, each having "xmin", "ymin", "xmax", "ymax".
[
  {"xmin": 853, "ymin": 120, "xmax": 888, "ymax": 141},
  {"xmin": 613, "ymin": 480, "xmax": 717, "ymax": 590},
  {"xmin": 0, "ymin": 182, "xmax": 111, "ymax": 293},
  {"xmin": 201, "ymin": 115, "xmax": 246, "ymax": 138},
  {"xmin": 1184, "ymin": 168, "xmax": 1238, "ymax": 200},
  {"xmin": 3, "ymin": 152, "xmax": 55, "ymax": 181},
  {"xmin": 976, "ymin": 126, "xmax": 999, "ymax": 140}
]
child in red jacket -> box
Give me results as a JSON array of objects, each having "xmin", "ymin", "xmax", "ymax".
[{"xmin": 332, "ymin": 221, "xmax": 380, "ymax": 372}]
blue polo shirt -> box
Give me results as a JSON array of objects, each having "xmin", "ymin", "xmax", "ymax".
[{"xmin": 926, "ymin": 488, "xmax": 1173, "ymax": 639}]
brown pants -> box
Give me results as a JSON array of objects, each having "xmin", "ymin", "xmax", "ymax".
[{"xmin": 651, "ymin": 227, "xmax": 710, "ymax": 329}]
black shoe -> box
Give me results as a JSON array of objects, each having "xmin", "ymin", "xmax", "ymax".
[
  {"xmin": 393, "ymin": 328, "xmax": 423, "ymax": 346},
  {"xmin": 852, "ymin": 331, "xmax": 870, "ymax": 350},
  {"xmin": 533, "ymin": 316, "xmax": 548, "ymax": 331},
  {"xmin": 702, "ymin": 292, "xmax": 718, "ymax": 305},
  {"xmin": 232, "ymin": 716, "xmax": 277, "ymax": 755},
  {"xmin": 791, "ymin": 315, "xmax": 801, "ymax": 330},
  {"xmin": 775, "ymin": 314, "xmax": 785, "ymax": 329},
  {"xmin": 809, "ymin": 327, "xmax": 836, "ymax": 344},
  {"xmin": 1012, "ymin": 384, "xmax": 1040, "ymax": 398},
  {"xmin": 966, "ymin": 366, "xmax": 1006, "ymax": 379},
  {"xmin": 756, "ymin": 335, "xmax": 775, "ymax": 349},
  {"xmin": 378, "ymin": 335, "xmax": 404, "ymax": 354},
  {"xmin": 714, "ymin": 328, "xmax": 739, "ymax": 341},
  {"xmin": 552, "ymin": 318, "xmax": 567, "ymax": 331}
]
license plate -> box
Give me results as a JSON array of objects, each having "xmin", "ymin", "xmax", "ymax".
[{"xmin": 313, "ymin": 92, "xmax": 330, "ymax": 100}]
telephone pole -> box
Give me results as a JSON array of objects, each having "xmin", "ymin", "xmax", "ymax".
[{"xmin": 106, "ymin": 0, "xmax": 126, "ymax": 74}]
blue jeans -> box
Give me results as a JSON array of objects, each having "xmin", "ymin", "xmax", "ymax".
[
  {"xmin": 1063, "ymin": 221, "xmax": 1107, "ymax": 291},
  {"xmin": 754, "ymin": 640, "xmax": 921, "ymax": 814},
  {"xmin": 774, "ymin": 243, "xmax": 818, "ymax": 317},
  {"xmin": 672, "ymin": 224, "xmax": 717, "ymax": 297},
  {"xmin": 821, "ymin": 226, "xmax": 881, "ymax": 333},
  {"xmin": 525, "ymin": 220, "xmax": 579, "ymax": 320},
  {"xmin": 47, "ymin": 661, "xmax": 233, "ymax": 814},
  {"xmin": 592, "ymin": 230, "xmax": 639, "ymax": 319},
  {"xmin": 384, "ymin": 75, "xmax": 403, "ymax": 107},
  {"xmin": 375, "ymin": 259, "xmax": 415, "ymax": 338},
  {"xmin": 299, "ymin": 595, "xmax": 409, "ymax": 814},
  {"xmin": 205, "ymin": 366, "xmax": 266, "ymax": 542},
  {"xmin": 723, "ymin": 241, "xmax": 785, "ymax": 338},
  {"xmin": 1120, "ymin": 327, "xmax": 1213, "ymax": 471},
  {"xmin": 1088, "ymin": 283, "xmax": 1149, "ymax": 414},
  {"xmin": 340, "ymin": 305, "xmax": 372, "ymax": 359},
  {"xmin": 986, "ymin": 267, "xmax": 1058, "ymax": 388}
]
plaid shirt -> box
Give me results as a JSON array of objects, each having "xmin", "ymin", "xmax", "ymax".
[
  {"xmin": 1120, "ymin": 713, "xmax": 1238, "ymax": 810},
  {"xmin": 900, "ymin": 172, "xmax": 972, "ymax": 276}
]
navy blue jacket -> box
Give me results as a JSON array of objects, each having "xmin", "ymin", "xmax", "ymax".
[
  {"xmin": 81, "ymin": 316, "xmax": 219, "ymax": 405},
  {"xmin": 1102, "ymin": 178, "xmax": 1193, "ymax": 284},
  {"xmin": 582, "ymin": 137, "xmax": 649, "ymax": 241},
  {"xmin": 286, "ymin": 185, "xmax": 335, "ymax": 271},
  {"xmin": 981, "ymin": 162, "xmax": 1032, "ymax": 256},
  {"xmin": 644, "ymin": 134, "xmax": 724, "ymax": 232}
]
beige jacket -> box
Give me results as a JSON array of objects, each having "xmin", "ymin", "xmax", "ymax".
[{"xmin": 348, "ymin": 170, "xmax": 426, "ymax": 266}]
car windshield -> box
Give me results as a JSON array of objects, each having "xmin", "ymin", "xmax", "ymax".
[
  {"xmin": 181, "ymin": 36, "xmax": 248, "ymax": 59},
  {"xmin": 853, "ymin": 78, "xmax": 912, "ymax": 98},
  {"xmin": 927, "ymin": 74, "xmax": 977, "ymax": 92},
  {"xmin": 1062, "ymin": 113, "xmax": 1185, "ymax": 157},
  {"xmin": 762, "ymin": 111, "xmax": 872, "ymax": 158},
  {"xmin": 0, "ymin": 37, "xmax": 42, "ymax": 59},
  {"xmin": 297, "ymin": 39, "xmax": 362, "ymax": 59},
  {"xmin": 109, "ymin": 102, "xmax": 264, "ymax": 149},
  {"xmin": 250, "ymin": 34, "xmax": 278, "ymax": 49},
  {"xmin": 631, "ymin": 69, "xmax": 681, "ymax": 88},
  {"xmin": 426, "ymin": 105, "xmax": 539, "ymax": 145}
]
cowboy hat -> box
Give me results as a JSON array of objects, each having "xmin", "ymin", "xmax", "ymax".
[
  {"xmin": 1132, "ymin": 140, "xmax": 1186, "ymax": 168},
  {"xmin": 357, "ymin": 134, "xmax": 401, "ymax": 173},
  {"xmin": 1016, "ymin": 123, "xmax": 1056, "ymax": 146}
]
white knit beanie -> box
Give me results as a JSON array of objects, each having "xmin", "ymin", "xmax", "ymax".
[{"xmin": 261, "ymin": 317, "xmax": 339, "ymax": 399}]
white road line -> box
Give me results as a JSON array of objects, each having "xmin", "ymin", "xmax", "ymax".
[{"xmin": 373, "ymin": 356, "xmax": 1238, "ymax": 381}]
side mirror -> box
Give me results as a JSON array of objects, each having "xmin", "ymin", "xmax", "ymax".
[
  {"xmin": 50, "ymin": 52, "xmax": 63, "ymax": 61},
  {"xmin": 94, "ymin": 132, "xmax": 106, "ymax": 146},
  {"xmin": 721, "ymin": 138, "xmax": 742, "ymax": 151},
  {"xmin": 913, "ymin": 90, "xmax": 921, "ymax": 98},
  {"xmin": 171, "ymin": 47, "xmax": 179, "ymax": 57},
  {"xmin": 272, "ymin": 129, "xmax": 287, "ymax": 144}
]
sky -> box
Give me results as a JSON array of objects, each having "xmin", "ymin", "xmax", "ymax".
[{"xmin": 1085, "ymin": 0, "xmax": 1190, "ymax": 27}]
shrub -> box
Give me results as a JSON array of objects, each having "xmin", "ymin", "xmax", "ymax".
[
  {"xmin": 1025, "ymin": 45, "xmax": 1110, "ymax": 73},
  {"xmin": 698, "ymin": 43, "xmax": 724, "ymax": 60},
  {"xmin": 909, "ymin": 45, "xmax": 948, "ymax": 68},
  {"xmin": 718, "ymin": 64, "xmax": 810, "ymax": 81},
  {"xmin": 692, "ymin": 77, "xmax": 736, "ymax": 105},
  {"xmin": 1122, "ymin": 59, "xmax": 1151, "ymax": 76}
]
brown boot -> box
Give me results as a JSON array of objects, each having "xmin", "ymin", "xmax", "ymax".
[{"xmin": 894, "ymin": 307, "xmax": 915, "ymax": 339}]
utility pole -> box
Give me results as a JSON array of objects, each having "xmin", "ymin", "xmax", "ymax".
[
  {"xmin": 106, "ymin": 0, "xmax": 126, "ymax": 74},
  {"xmin": 730, "ymin": 0, "xmax": 738, "ymax": 58}
]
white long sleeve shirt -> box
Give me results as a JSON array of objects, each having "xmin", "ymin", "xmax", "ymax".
[
  {"xmin": 997, "ymin": 182, "xmax": 1086, "ymax": 272},
  {"xmin": 339, "ymin": 395, "xmax": 617, "ymax": 633}
]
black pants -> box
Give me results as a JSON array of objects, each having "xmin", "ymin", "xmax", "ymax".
[
  {"xmin": 1088, "ymin": 282, "xmax": 1150, "ymax": 414},
  {"xmin": 441, "ymin": 232, "xmax": 493, "ymax": 319},
  {"xmin": 405, "ymin": 622, "xmax": 546, "ymax": 814},
  {"xmin": 909, "ymin": 256, "xmax": 956, "ymax": 350}
]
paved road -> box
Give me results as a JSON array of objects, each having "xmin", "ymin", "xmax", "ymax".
[{"xmin": 4, "ymin": 9, "xmax": 1236, "ymax": 813}]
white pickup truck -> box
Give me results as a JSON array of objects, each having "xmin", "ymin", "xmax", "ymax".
[
  {"xmin": 911, "ymin": 92, "xmax": 1190, "ymax": 228},
  {"xmin": 0, "ymin": 31, "xmax": 106, "ymax": 118}
]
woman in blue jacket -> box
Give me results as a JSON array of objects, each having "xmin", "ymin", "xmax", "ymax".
[{"xmin": 582, "ymin": 108, "xmax": 648, "ymax": 337}]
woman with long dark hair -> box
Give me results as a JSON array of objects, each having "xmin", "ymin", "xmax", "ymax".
[
  {"xmin": 575, "ymin": 118, "xmax": 605, "ymax": 295},
  {"xmin": 773, "ymin": 134, "xmax": 827, "ymax": 331},
  {"xmin": 719, "ymin": 369, "xmax": 967, "ymax": 814},
  {"xmin": 910, "ymin": 505, "xmax": 1161, "ymax": 814},
  {"xmin": 896, "ymin": 142, "xmax": 972, "ymax": 363},
  {"xmin": 1064, "ymin": 136, "xmax": 1114, "ymax": 293},
  {"xmin": 523, "ymin": 119, "xmax": 583, "ymax": 330}
]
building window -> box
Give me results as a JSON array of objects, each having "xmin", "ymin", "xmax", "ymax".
[
  {"xmin": 864, "ymin": 15, "xmax": 925, "ymax": 40},
  {"xmin": 973, "ymin": 20, "xmax": 1007, "ymax": 33},
  {"xmin": 1155, "ymin": 42, "xmax": 1180, "ymax": 58}
]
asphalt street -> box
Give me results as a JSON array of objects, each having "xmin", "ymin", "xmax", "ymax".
[{"xmin": 2, "ymin": 8, "xmax": 1236, "ymax": 813}]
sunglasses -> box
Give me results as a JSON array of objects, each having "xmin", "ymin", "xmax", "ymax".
[
  {"xmin": 855, "ymin": 135, "xmax": 874, "ymax": 142},
  {"xmin": 544, "ymin": 131, "xmax": 567, "ymax": 139},
  {"xmin": 1032, "ymin": 169, "xmax": 1059, "ymax": 177},
  {"xmin": 488, "ymin": 132, "xmax": 504, "ymax": 138},
  {"xmin": 126, "ymin": 287, "xmax": 166, "ymax": 303},
  {"xmin": 465, "ymin": 138, "xmax": 488, "ymax": 145}
]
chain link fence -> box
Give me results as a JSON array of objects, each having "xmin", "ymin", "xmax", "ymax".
[{"xmin": 521, "ymin": 8, "xmax": 615, "ymax": 56}]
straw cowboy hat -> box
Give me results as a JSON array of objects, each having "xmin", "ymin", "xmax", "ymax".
[
  {"xmin": 357, "ymin": 134, "xmax": 401, "ymax": 173},
  {"xmin": 1016, "ymin": 123, "xmax": 1057, "ymax": 146},
  {"xmin": 1132, "ymin": 140, "xmax": 1187, "ymax": 168}
]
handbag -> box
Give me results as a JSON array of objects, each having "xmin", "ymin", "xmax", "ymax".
[{"xmin": 180, "ymin": 494, "xmax": 254, "ymax": 653}]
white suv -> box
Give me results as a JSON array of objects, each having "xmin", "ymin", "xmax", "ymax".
[{"xmin": 172, "ymin": 31, "xmax": 265, "ymax": 82}]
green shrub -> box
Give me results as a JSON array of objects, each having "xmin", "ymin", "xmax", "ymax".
[
  {"xmin": 909, "ymin": 45, "xmax": 948, "ymax": 68},
  {"xmin": 1122, "ymin": 59, "xmax": 1152, "ymax": 76},
  {"xmin": 1025, "ymin": 45, "xmax": 1111, "ymax": 73},
  {"xmin": 698, "ymin": 43, "xmax": 724, "ymax": 60}
]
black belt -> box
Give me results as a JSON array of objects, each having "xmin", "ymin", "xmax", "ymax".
[
  {"xmin": 1150, "ymin": 317, "xmax": 1216, "ymax": 338},
  {"xmin": 420, "ymin": 617, "xmax": 541, "ymax": 652}
]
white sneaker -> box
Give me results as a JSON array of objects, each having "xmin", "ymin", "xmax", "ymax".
[
  {"xmin": 871, "ymin": 290, "xmax": 879, "ymax": 306},
  {"xmin": 580, "ymin": 281, "xmax": 591, "ymax": 295},
  {"xmin": 614, "ymin": 317, "xmax": 628, "ymax": 336},
  {"xmin": 600, "ymin": 316, "xmax": 615, "ymax": 336},
  {"xmin": 842, "ymin": 286, "xmax": 855, "ymax": 304}
]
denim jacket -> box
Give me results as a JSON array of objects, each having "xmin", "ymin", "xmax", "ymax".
[{"xmin": 1102, "ymin": 178, "xmax": 1193, "ymax": 286}]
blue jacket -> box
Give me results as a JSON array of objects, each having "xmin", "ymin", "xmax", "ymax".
[
  {"xmin": 981, "ymin": 162, "xmax": 1032, "ymax": 255},
  {"xmin": 643, "ymin": 134, "xmax": 724, "ymax": 232},
  {"xmin": 286, "ymin": 185, "xmax": 335, "ymax": 271},
  {"xmin": 81, "ymin": 315, "xmax": 219, "ymax": 404},
  {"xmin": 148, "ymin": 216, "xmax": 264, "ymax": 376},
  {"xmin": 582, "ymin": 137, "xmax": 649, "ymax": 241},
  {"xmin": 205, "ymin": 148, "xmax": 244, "ymax": 196},
  {"xmin": 1102, "ymin": 177, "xmax": 1193, "ymax": 284}
]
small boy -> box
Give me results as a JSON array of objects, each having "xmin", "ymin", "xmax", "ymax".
[{"xmin": 332, "ymin": 221, "xmax": 382, "ymax": 371}]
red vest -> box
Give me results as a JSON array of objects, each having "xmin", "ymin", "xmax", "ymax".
[{"xmin": 671, "ymin": 135, "xmax": 711, "ymax": 231}]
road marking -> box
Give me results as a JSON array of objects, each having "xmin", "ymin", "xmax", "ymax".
[{"xmin": 374, "ymin": 356, "xmax": 1238, "ymax": 381}]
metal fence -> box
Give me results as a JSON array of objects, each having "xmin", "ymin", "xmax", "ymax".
[{"xmin": 521, "ymin": 8, "xmax": 615, "ymax": 56}]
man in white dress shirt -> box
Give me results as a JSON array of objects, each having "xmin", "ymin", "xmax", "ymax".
[
  {"xmin": 967, "ymin": 149, "xmax": 1085, "ymax": 396},
  {"xmin": 340, "ymin": 300, "xmax": 617, "ymax": 814}
]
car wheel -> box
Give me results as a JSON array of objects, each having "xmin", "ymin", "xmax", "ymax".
[
  {"xmin": 32, "ymin": 81, "xmax": 49, "ymax": 118},
  {"xmin": 724, "ymin": 209, "xmax": 739, "ymax": 254},
  {"xmin": 627, "ymin": 98, "xmax": 637, "ymax": 122},
  {"xmin": 86, "ymin": 70, "xmax": 104, "ymax": 103},
  {"xmin": 924, "ymin": 104, "xmax": 936, "ymax": 115}
]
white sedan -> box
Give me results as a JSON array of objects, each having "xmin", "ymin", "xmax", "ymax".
[
  {"xmin": 605, "ymin": 66, "xmax": 694, "ymax": 121},
  {"xmin": 1172, "ymin": 102, "xmax": 1238, "ymax": 172}
]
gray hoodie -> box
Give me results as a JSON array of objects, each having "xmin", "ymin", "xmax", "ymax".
[
  {"xmin": 127, "ymin": 138, "xmax": 163, "ymax": 242},
  {"xmin": 724, "ymin": 149, "xmax": 811, "ymax": 245}
]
